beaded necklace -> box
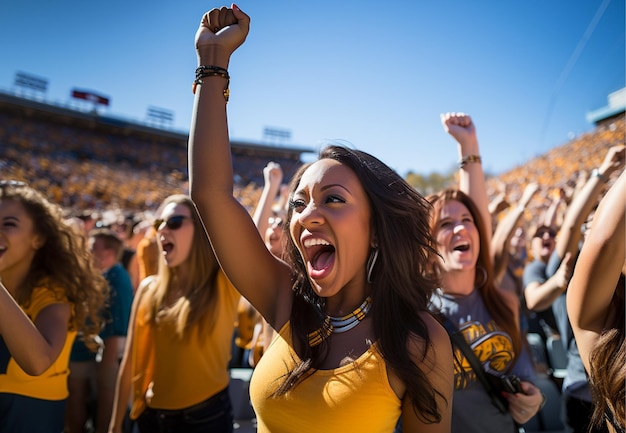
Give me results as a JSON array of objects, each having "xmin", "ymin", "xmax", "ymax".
[{"xmin": 307, "ymin": 296, "xmax": 372, "ymax": 347}]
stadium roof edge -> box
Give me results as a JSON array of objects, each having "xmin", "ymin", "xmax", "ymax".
[
  {"xmin": 0, "ymin": 88, "xmax": 316, "ymax": 156},
  {"xmin": 586, "ymin": 87, "xmax": 626, "ymax": 125}
]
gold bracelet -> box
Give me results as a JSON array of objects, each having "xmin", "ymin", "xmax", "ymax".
[{"xmin": 458, "ymin": 154, "xmax": 482, "ymax": 169}]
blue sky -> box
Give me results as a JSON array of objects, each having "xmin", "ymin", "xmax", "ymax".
[{"xmin": 1, "ymin": 1, "xmax": 624, "ymax": 176}]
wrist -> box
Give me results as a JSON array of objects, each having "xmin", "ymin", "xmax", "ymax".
[
  {"xmin": 458, "ymin": 154, "xmax": 482, "ymax": 169},
  {"xmin": 556, "ymin": 279, "xmax": 567, "ymax": 294},
  {"xmin": 193, "ymin": 65, "xmax": 230, "ymax": 100},
  {"xmin": 196, "ymin": 45, "xmax": 231, "ymax": 69},
  {"xmin": 457, "ymin": 139, "xmax": 480, "ymax": 155},
  {"xmin": 591, "ymin": 168, "xmax": 607, "ymax": 182}
]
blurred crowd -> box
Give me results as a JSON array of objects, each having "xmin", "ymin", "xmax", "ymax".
[{"xmin": 0, "ymin": 104, "xmax": 624, "ymax": 433}]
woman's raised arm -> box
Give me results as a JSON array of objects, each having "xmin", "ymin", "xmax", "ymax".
[
  {"xmin": 567, "ymin": 169, "xmax": 625, "ymax": 372},
  {"xmin": 188, "ymin": 5, "xmax": 292, "ymax": 325}
]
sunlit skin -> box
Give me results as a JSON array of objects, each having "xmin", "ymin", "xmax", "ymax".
[
  {"xmin": 0, "ymin": 200, "xmax": 44, "ymax": 295},
  {"xmin": 264, "ymin": 214, "xmax": 287, "ymax": 257},
  {"xmin": 156, "ymin": 203, "xmax": 194, "ymax": 272},
  {"xmin": 509, "ymin": 227, "xmax": 526, "ymax": 258},
  {"xmin": 435, "ymin": 200, "xmax": 480, "ymax": 273},
  {"xmin": 289, "ymin": 159, "xmax": 373, "ymax": 316}
]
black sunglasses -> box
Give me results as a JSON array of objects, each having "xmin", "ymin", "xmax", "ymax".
[{"xmin": 153, "ymin": 215, "xmax": 189, "ymax": 231}]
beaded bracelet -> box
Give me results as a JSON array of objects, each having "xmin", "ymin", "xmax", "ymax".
[
  {"xmin": 458, "ymin": 154, "xmax": 482, "ymax": 169},
  {"xmin": 192, "ymin": 65, "xmax": 230, "ymax": 101}
]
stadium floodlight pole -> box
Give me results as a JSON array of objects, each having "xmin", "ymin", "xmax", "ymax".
[
  {"xmin": 14, "ymin": 71, "xmax": 48, "ymax": 97},
  {"xmin": 263, "ymin": 127, "xmax": 291, "ymax": 145}
]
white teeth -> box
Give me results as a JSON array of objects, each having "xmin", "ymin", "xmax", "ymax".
[{"xmin": 303, "ymin": 238, "xmax": 330, "ymax": 248}]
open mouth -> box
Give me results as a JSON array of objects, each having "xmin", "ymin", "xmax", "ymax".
[
  {"xmin": 303, "ymin": 237, "xmax": 336, "ymax": 277},
  {"xmin": 161, "ymin": 241, "xmax": 174, "ymax": 255},
  {"xmin": 453, "ymin": 242, "xmax": 470, "ymax": 252}
]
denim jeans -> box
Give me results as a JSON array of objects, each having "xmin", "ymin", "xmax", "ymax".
[{"xmin": 136, "ymin": 387, "xmax": 234, "ymax": 433}]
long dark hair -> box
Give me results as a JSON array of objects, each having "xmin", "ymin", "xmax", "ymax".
[
  {"xmin": 277, "ymin": 145, "xmax": 445, "ymax": 423},
  {"xmin": 589, "ymin": 274, "xmax": 625, "ymax": 430},
  {"xmin": 427, "ymin": 189, "xmax": 522, "ymax": 366}
]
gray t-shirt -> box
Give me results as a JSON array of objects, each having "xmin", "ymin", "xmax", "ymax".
[{"xmin": 431, "ymin": 288, "xmax": 535, "ymax": 433}]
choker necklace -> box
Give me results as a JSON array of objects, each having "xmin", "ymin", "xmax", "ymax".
[{"xmin": 308, "ymin": 296, "xmax": 372, "ymax": 347}]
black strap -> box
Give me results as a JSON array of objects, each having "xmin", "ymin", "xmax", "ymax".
[{"xmin": 440, "ymin": 316, "xmax": 508, "ymax": 414}]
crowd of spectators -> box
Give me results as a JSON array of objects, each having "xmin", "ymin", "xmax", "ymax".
[
  {"xmin": 0, "ymin": 110, "xmax": 301, "ymax": 219},
  {"xmin": 0, "ymin": 108, "xmax": 623, "ymax": 248},
  {"xmin": 486, "ymin": 115, "xmax": 625, "ymax": 229},
  {"xmin": 1, "ymin": 102, "xmax": 624, "ymax": 433}
]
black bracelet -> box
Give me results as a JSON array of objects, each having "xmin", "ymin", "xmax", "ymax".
[{"xmin": 192, "ymin": 66, "xmax": 230, "ymax": 101}]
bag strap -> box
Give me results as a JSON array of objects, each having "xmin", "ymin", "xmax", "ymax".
[{"xmin": 440, "ymin": 315, "xmax": 508, "ymax": 414}]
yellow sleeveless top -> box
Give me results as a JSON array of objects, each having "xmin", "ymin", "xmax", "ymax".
[
  {"xmin": 0, "ymin": 285, "xmax": 75, "ymax": 400},
  {"xmin": 249, "ymin": 322, "xmax": 401, "ymax": 433},
  {"xmin": 129, "ymin": 271, "xmax": 240, "ymax": 418}
]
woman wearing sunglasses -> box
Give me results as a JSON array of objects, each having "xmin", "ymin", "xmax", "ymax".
[
  {"xmin": 108, "ymin": 194, "xmax": 240, "ymax": 433},
  {"xmin": 0, "ymin": 180, "xmax": 108, "ymax": 432}
]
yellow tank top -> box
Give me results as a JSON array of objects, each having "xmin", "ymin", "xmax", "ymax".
[
  {"xmin": 0, "ymin": 286, "xmax": 76, "ymax": 400},
  {"xmin": 249, "ymin": 322, "xmax": 401, "ymax": 433},
  {"xmin": 129, "ymin": 271, "xmax": 240, "ymax": 417}
]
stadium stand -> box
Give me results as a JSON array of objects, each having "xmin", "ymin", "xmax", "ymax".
[{"xmin": 0, "ymin": 89, "xmax": 313, "ymax": 217}]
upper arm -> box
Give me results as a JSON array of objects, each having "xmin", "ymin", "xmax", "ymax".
[
  {"xmin": 188, "ymin": 84, "xmax": 293, "ymax": 328},
  {"xmin": 35, "ymin": 302, "xmax": 71, "ymax": 348},
  {"xmin": 33, "ymin": 303, "xmax": 72, "ymax": 368},
  {"xmin": 523, "ymin": 281, "xmax": 543, "ymax": 311},
  {"xmin": 101, "ymin": 336, "xmax": 126, "ymax": 364},
  {"xmin": 194, "ymin": 194, "xmax": 293, "ymax": 325},
  {"xmin": 491, "ymin": 209, "xmax": 522, "ymax": 284},
  {"xmin": 567, "ymin": 170, "xmax": 626, "ymax": 370}
]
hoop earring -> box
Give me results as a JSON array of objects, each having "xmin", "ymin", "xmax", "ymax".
[
  {"xmin": 475, "ymin": 264, "xmax": 488, "ymax": 289},
  {"xmin": 366, "ymin": 248, "xmax": 379, "ymax": 284}
]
